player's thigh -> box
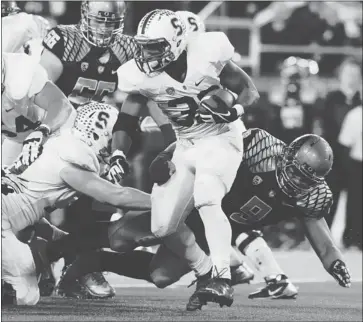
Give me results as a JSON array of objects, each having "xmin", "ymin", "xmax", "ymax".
[
  {"xmin": 151, "ymin": 146, "xmax": 195, "ymax": 237},
  {"xmin": 149, "ymin": 244, "xmax": 191, "ymax": 288},
  {"xmin": 1, "ymin": 230, "xmax": 39, "ymax": 305},
  {"xmin": 194, "ymin": 133, "xmax": 243, "ymax": 207},
  {"xmin": 108, "ymin": 211, "xmax": 162, "ymax": 252},
  {"xmin": 1, "ymin": 138, "xmax": 22, "ymax": 166}
]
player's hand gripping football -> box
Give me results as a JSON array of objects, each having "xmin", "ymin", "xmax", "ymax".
[
  {"xmin": 9, "ymin": 124, "xmax": 50, "ymax": 174},
  {"xmin": 149, "ymin": 151, "xmax": 176, "ymax": 185},
  {"xmin": 198, "ymin": 88, "xmax": 244, "ymax": 124},
  {"xmin": 106, "ymin": 150, "xmax": 130, "ymax": 185},
  {"xmin": 329, "ymin": 259, "xmax": 351, "ymax": 288}
]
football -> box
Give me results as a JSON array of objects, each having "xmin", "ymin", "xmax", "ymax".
[{"xmin": 199, "ymin": 88, "xmax": 237, "ymax": 114}]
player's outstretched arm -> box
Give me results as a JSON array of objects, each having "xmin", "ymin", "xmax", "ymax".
[
  {"xmin": 40, "ymin": 48, "xmax": 64, "ymax": 82},
  {"xmin": 34, "ymin": 81, "xmax": 73, "ymax": 133},
  {"xmin": 60, "ymin": 165, "xmax": 151, "ymax": 211},
  {"xmin": 301, "ymin": 216, "xmax": 351, "ymax": 287},
  {"xmin": 219, "ymin": 60, "xmax": 260, "ymax": 108}
]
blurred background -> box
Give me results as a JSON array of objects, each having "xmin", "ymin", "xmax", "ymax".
[{"xmin": 17, "ymin": 1, "xmax": 362, "ymax": 251}]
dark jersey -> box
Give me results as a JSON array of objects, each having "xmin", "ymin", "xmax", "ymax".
[
  {"xmin": 221, "ymin": 128, "xmax": 333, "ymax": 236},
  {"xmin": 42, "ymin": 24, "xmax": 137, "ymax": 107}
]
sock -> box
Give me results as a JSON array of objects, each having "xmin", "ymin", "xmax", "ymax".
[
  {"xmin": 62, "ymin": 250, "xmax": 154, "ymax": 284},
  {"xmin": 198, "ymin": 204, "xmax": 232, "ymax": 279},
  {"xmin": 163, "ymin": 223, "xmax": 212, "ymax": 277},
  {"xmin": 236, "ymin": 234, "xmax": 284, "ymax": 278}
]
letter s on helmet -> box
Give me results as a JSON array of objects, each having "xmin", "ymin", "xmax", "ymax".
[
  {"xmin": 135, "ymin": 9, "xmax": 187, "ymax": 75},
  {"xmin": 276, "ymin": 134, "xmax": 333, "ymax": 198}
]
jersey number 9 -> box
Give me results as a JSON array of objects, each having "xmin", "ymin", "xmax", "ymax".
[{"xmin": 230, "ymin": 195, "xmax": 272, "ymax": 225}]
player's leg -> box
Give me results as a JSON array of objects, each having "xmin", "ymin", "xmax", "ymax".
[
  {"xmin": 235, "ymin": 230, "xmax": 298, "ymax": 299},
  {"xmin": 1, "ymin": 229, "xmax": 40, "ymax": 305},
  {"xmin": 56, "ymin": 197, "xmax": 115, "ymax": 299},
  {"xmin": 192, "ymin": 132, "xmax": 243, "ymax": 306},
  {"xmin": 1, "ymin": 138, "xmax": 22, "ymax": 167}
]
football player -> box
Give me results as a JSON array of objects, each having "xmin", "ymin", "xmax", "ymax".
[
  {"xmin": 55, "ymin": 130, "xmax": 350, "ymax": 311},
  {"xmin": 112, "ymin": 9, "xmax": 259, "ymax": 307},
  {"xmin": 2, "ymin": 1, "xmax": 50, "ymax": 55},
  {"xmin": 37, "ymin": 1, "xmax": 176, "ymax": 299},
  {"xmin": 2, "ymin": 53, "xmax": 73, "ymax": 170},
  {"xmin": 1, "ymin": 102, "xmax": 151, "ymax": 306}
]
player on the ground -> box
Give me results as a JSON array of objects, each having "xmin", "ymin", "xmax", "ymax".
[
  {"xmin": 1, "ymin": 102, "xmax": 151, "ymax": 306},
  {"xmin": 36, "ymin": 0, "xmax": 163, "ymax": 298},
  {"xmin": 54, "ymin": 130, "xmax": 350, "ymax": 311},
  {"xmin": 110, "ymin": 9, "xmax": 260, "ymax": 307},
  {"xmin": 2, "ymin": 53, "xmax": 73, "ymax": 170}
]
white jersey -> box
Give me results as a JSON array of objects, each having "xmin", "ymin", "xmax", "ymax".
[
  {"xmin": 2, "ymin": 53, "xmax": 48, "ymax": 143},
  {"xmin": 117, "ymin": 32, "xmax": 235, "ymax": 140},
  {"xmin": 2, "ymin": 130, "xmax": 101, "ymax": 233},
  {"xmin": 2, "ymin": 12, "xmax": 49, "ymax": 58}
]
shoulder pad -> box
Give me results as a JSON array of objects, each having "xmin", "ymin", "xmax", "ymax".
[
  {"xmin": 243, "ymin": 128, "xmax": 285, "ymax": 172},
  {"xmin": 58, "ymin": 133, "xmax": 101, "ymax": 174},
  {"xmin": 117, "ymin": 60, "xmax": 147, "ymax": 94},
  {"xmin": 112, "ymin": 34, "xmax": 138, "ymax": 65},
  {"xmin": 297, "ymin": 182, "xmax": 333, "ymax": 219},
  {"xmin": 43, "ymin": 25, "xmax": 88, "ymax": 62},
  {"xmin": 190, "ymin": 32, "xmax": 234, "ymax": 73}
]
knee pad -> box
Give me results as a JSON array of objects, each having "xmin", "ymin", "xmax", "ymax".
[
  {"xmin": 194, "ymin": 174, "xmax": 226, "ymax": 209},
  {"xmin": 235, "ymin": 230, "xmax": 263, "ymax": 255}
]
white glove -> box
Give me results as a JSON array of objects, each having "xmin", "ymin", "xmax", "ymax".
[{"xmin": 10, "ymin": 125, "xmax": 50, "ymax": 174}]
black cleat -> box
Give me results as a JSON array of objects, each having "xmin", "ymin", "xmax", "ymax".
[
  {"xmin": 186, "ymin": 270, "xmax": 212, "ymax": 311},
  {"xmin": 248, "ymin": 274, "xmax": 298, "ymax": 299},
  {"xmin": 2, "ymin": 280, "xmax": 16, "ymax": 305},
  {"xmin": 196, "ymin": 277, "xmax": 234, "ymax": 308},
  {"xmin": 231, "ymin": 262, "xmax": 254, "ymax": 286}
]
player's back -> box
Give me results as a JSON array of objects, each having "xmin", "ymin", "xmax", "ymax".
[
  {"xmin": 1, "ymin": 53, "xmax": 48, "ymax": 143},
  {"xmin": 2, "ymin": 130, "xmax": 100, "ymax": 233},
  {"xmin": 42, "ymin": 24, "xmax": 137, "ymax": 107},
  {"xmin": 118, "ymin": 32, "xmax": 236, "ymax": 139}
]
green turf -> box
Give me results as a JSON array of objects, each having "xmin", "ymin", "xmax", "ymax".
[{"xmin": 2, "ymin": 282, "xmax": 362, "ymax": 321}]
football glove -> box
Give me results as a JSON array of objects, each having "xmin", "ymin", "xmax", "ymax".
[
  {"xmin": 106, "ymin": 150, "xmax": 130, "ymax": 185},
  {"xmin": 9, "ymin": 124, "xmax": 50, "ymax": 174},
  {"xmin": 198, "ymin": 102, "xmax": 244, "ymax": 124},
  {"xmin": 329, "ymin": 259, "xmax": 351, "ymax": 288},
  {"xmin": 149, "ymin": 151, "xmax": 175, "ymax": 185}
]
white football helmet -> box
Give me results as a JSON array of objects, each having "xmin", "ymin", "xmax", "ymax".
[
  {"xmin": 176, "ymin": 11, "xmax": 205, "ymax": 35},
  {"xmin": 72, "ymin": 102, "xmax": 119, "ymax": 161},
  {"xmin": 135, "ymin": 9, "xmax": 187, "ymax": 75}
]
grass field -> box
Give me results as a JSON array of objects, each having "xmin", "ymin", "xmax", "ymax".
[
  {"xmin": 2, "ymin": 282, "xmax": 362, "ymax": 321},
  {"xmin": 2, "ymin": 251, "xmax": 362, "ymax": 321}
]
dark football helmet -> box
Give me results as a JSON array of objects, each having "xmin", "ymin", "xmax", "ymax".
[
  {"xmin": 276, "ymin": 134, "xmax": 333, "ymax": 198},
  {"xmin": 1, "ymin": 1, "xmax": 20, "ymax": 18},
  {"xmin": 80, "ymin": 1, "xmax": 126, "ymax": 47}
]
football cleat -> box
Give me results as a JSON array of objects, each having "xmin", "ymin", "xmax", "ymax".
[
  {"xmin": 196, "ymin": 277, "xmax": 234, "ymax": 308},
  {"xmin": 186, "ymin": 271, "xmax": 211, "ymax": 311},
  {"xmin": 248, "ymin": 274, "xmax": 298, "ymax": 299},
  {"xmin": 79, "ymin": 272, "xmax": 116, "ymax": 299},
  {"xmin": 56, "ymin": 278, "xmax": 90, "ymax": 300},
  {"xmin": 1, "ymin": 280, "xmax": 16, "ymax": 305},
  {"xmin": 231, "ymin": 262, "xmax": 255, "ymax": 286}
]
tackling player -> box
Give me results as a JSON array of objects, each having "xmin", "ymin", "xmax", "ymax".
[
  {"xmin": 37, "ymin": 1, "xmax": 174, "ymax": 298},
  {"xmin": 112, "ymin": 9, "xmax": 259, "ymax": 307},
  {"xmin": 2, "ymin": 53, "xmax": 73, "ymax": 170},
  {"xmin": 1, "ymin": 102, "xmax": 151, "ymax": 306},
  {"xmin": 54, "ymin": 130, "xmax": 350, "ymax": 311}
]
